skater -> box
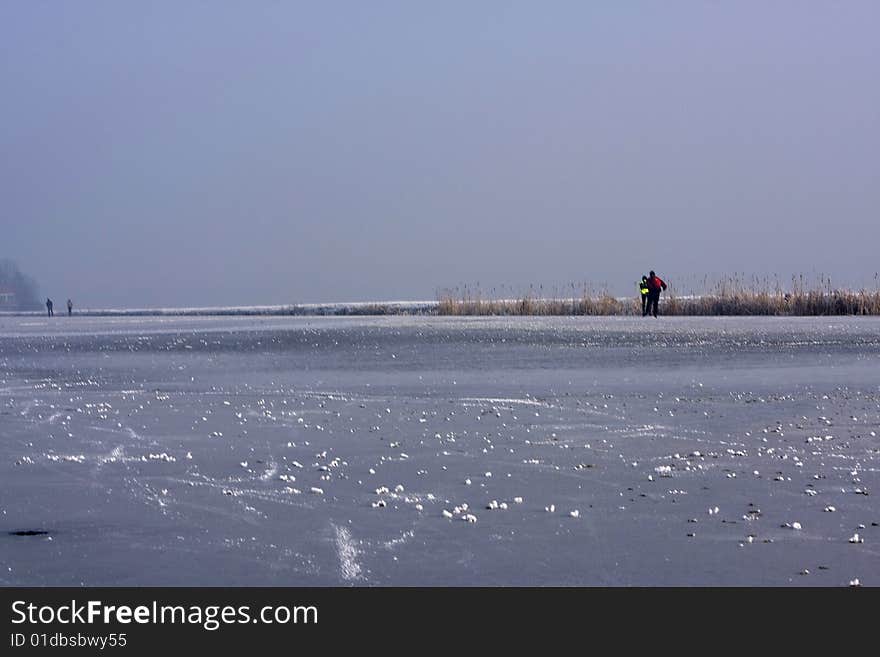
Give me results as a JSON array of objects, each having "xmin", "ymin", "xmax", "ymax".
[
  {"xmin": 67, "ymin": 299, "xmax": 73, "ymax": 316},
  {"xmin": 46, "ymin": 298, "xmax": 53, "ymax": 317},
  {"xmin": 644, "ymin": 271, "xmax": 667, "ymax": 317},
  {"xmin": 638, "ymin": 276, "xmax": 649, "ymax": 316}
]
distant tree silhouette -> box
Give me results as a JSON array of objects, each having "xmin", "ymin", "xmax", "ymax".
[{"xmin": 0, "ymin": 259, "xmax": 41, "ymax": 310}]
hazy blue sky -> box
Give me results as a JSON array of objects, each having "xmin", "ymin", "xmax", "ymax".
[{"xmin": 2, "ymin": 2, "xmax": 878, "ymax": 307}]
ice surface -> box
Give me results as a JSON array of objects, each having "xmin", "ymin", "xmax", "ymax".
[{"xmin": 0, "ymin": 315, "xmax": 878, "ymax": 585}]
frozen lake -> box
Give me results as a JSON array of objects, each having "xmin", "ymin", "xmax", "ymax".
[{"xmin": 1, "ymin": 315, "xmax": 878, "ymax": 586}]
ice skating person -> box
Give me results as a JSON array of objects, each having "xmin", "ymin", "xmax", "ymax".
[
  {"xmin": 638, "ymin": 276, "xmax": 649, "ymax": 316},
  {"xmin": 67, "ymin": 299, "xmax": 73, "ymax": 316},
  {"xmin": 644, "ymin": 270, "xmax": 667, "ymax": 318},
  {"xmin": 46, "ymin": 298, "xmax": 54, "ymax": 317}
]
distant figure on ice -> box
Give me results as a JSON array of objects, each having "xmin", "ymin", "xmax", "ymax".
[
  {"xmin": 644, "ymin": 270, "xmax": 667, "ymax": 318},
  {"xmin": 67, "ymin": 299, "xmax": 73, "ymax": 316},
  {"xmin": 638, "ymin": 276, "xmax": 649, "ymax": 315},
  {"xmin": 46, "ymin": 298, "xmax": 54, "ymax": 317}
]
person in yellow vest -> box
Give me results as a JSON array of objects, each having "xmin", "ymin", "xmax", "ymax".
[{"xmin": 638, "ymin": 276, "xmax": 649, "ymax": 316}]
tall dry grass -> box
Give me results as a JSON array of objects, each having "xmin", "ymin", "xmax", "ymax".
[
  {"xmin": 436, "ymin": 275, "xmax": 880, "ymax": 316},
  {"xmin": 436, "ymin": 283, "xmax": 634, "ymax": 316}
]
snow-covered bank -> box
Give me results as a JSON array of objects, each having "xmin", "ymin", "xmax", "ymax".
[{"xmin": 0, "ymin": 300, "xmax": 438, "ymax": 317}]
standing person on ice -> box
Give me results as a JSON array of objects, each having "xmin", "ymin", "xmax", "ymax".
[
  {"xmin": 638, "ymin": 276, "xmax": 650, "ymax": 316},
  {"xmin": 644, "ymin": 270, "xmax": 667, "ymax": 317},
  {"xmin": 46, "ymin": 298, "xmax": 53, "ymax": 317},
  {"xmin": 67, "ymin": 299, "xmax": 73, "ymax": 316}
]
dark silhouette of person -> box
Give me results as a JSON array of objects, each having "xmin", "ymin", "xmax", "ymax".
[
  {"xmin": 67, "ymin": 299, "xmax": 73, "ymax": 316},
  {"xmin": 644, "ymin": 270, "xmax": 667, "ymax": 317},
  {"xmin": 638, "ymin": 276, "xmax": 649, "ymax": 315},
  {"xmin": 46, "ymin": 298, "xmax": 54, "ymax": 317}
]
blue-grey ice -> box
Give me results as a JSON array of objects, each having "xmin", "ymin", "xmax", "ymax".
[{"xmin": 1, "ymin": 315, "xmax": 878, "ymax": 585}]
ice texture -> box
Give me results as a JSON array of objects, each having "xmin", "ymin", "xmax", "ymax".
[{"xmin": 0, "ymin": 315, "xmax": 878, "ymax": 585}]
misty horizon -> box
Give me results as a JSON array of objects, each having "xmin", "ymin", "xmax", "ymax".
[{"xmin": 3, "ymin": 3, "xmax": 878, "ymax": 308}]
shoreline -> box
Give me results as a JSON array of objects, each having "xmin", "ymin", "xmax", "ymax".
[{"xmin": 4, "ymin": 290, "xmax": 880, "ymax": 318}]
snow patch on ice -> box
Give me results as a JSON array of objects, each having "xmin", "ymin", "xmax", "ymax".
[
  {"xmin": 260, "ymin": 462, "xmax": 279, "ymax": 481},
  {"xmin": 383, "ymin": 530, "xmax": 415, "ymax": 550},
  {"xmin": 333, "ymin": 524, "xmax": 363, "ymax": 582},
  {"xmin": 461, "ymin": 397, "xmax": 550, "ymax": 408}
]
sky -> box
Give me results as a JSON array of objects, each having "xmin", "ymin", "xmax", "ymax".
[{"xmin": 1, "ymin": 2, "xmax": 878, "ymax": 307}]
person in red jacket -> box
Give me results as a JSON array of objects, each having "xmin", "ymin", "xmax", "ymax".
[{"xmin": 644, "ymin": 270, "xmax": 667, "ymax": 317}]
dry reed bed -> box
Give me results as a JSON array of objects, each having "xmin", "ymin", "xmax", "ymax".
[{"xmin": 437, "ymin": 285, "xmax": 880, "ymax": 316}]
